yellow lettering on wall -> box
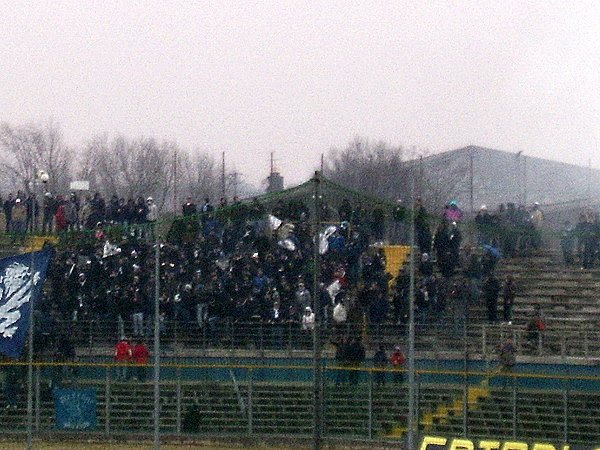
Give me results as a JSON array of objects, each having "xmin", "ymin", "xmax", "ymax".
[
  {"xmin": 532, "ymin": 445, "xmax": 556, "ymax": 450},
  {"xmin": 501, "ymin": 443, "xmax": 528, "ymax": 450},
  {"xmin": 478, "ymin": 441, "xmax": 501, "ymax": 450},
  {"xmin": 420, "ymin": 436, "xmax": 447, "ymax": 450},
  {"xmin": 449, "ymin": 438, "xmax": 474, "ymax": 450}
]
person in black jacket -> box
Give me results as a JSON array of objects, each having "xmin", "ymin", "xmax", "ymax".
[
  {"xmin": 3, "ymin": 193, "xmax": 14, "ymax": 232},
  {"xmin": 346, "ymin": 337, "xmax": 366, "ymax": 385},
  {"xmin": 483, "ymin": 274, "xmax": 501, "ymax": 324},
  {"xmin": 373, "ymin": 345, "xmax": 387, "ymax": 386}
]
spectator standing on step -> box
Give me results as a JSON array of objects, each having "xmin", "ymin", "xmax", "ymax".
[
  {"xmin": 443, "ymin": 200, "xmax": 463, "ymax": 222},
  {"xmin": 11, "ymin": 198, "xmax": 26, "ymax": 236},
  {"xmin": 295, "ymin": 282, "xmax": 312, "ymax": 311},
  {"xmin": 482, "ymin": 274, "xmax": 501, "ymax": 324},
  {"xmin": 373, "ymin": 345, "xmax": 387, "ymax": 386},
  {"xmin": 530, "ymin": 202, "xmax": 544, "ymax": 250},
  {"xmin": 526, "ymin": 305, "xmax": 546, "ymax": 352},
  {"xmin": 346, "ymin": 337, "xmax": 365, "ymax": 385},
  {"xmin": 560, "ymin": 220, "xmax": 575, "ymax": 265},
  {"xmin": 132, "ymin": 340, "xmax": 149, "ymax": 381},
  {"xmin": 391, "ymin": 346, "xmax": 406, "ymax": 383},
  {"xmin": 301, "ymin": 306, "xmax": 315, "ymax": 332},
  {"xmin": 42, "ymin": 192, "xmax": 57, "ymax": 234},
  {"xmin": 415, "ymin": 198, "xmax": 432, "ymax": 254},
  {"xmin": 502, "ymin": 274, "xmax": 516, "ymax": 324},
  {"xmin": 182, "ymin": 197, "xmax": 197, "ymax": 217},
  {"xmin": 498, "ymin": 339, "xmax": 516, "ymax": 388},
  {"xmin": 3, "ymin": 193, "xmax": 14, "ymax": 233},
  {"xmin": 114, "ymin": 337, "xmax": 132, "ymax": 380}
]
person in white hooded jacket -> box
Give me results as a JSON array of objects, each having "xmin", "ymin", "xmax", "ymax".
[{"xmin": 301, "ymin": 306, "xmax": 315, "ymax": 331}]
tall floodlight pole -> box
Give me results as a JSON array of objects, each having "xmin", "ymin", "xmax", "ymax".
[
  {"xmin": 173, "ymin": 149, "xmax": 178, "ymax": 213},
  {"xmin": 153, "ymin": 236, "xmax": 161, "ymax": 449},
  {"xmin": 27, "ymin": 170, "xmax": 48, "ymax": 450},
  {"xmin": 221, "ymin": 152, "xmax": 226, "ymax": 199},
  {"xmin": 469, "ymin": 150, "xmax": 474, "ymax": 214},
  {"xmin": 523, "ymin": 155, "xmax": 528, "ymax": 206},
  {"xmin": 406, "ymin": 177, "xmax": 417, "ymax": 450},
  {"xmin": 312, "ymin": 171, "xmax": 322, "ymax": 450}
]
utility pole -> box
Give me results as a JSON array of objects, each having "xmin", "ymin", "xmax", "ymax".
[
  {"xmin": 523, "ymin": 155, "xmax": 528, "ymax": 205},
  {"xmin": 406, "ymin": 177, "xmax": 417, "ymax": 450},
  {"xmin": 419, "ymin": 155, "xmax": 424, "ymax": 197},
  {"xmin": 231, "ymin": 171, "xmax": 240, "ymax": 198},
  {"xmin": 153, "ymin": 236, "xmax": 161, "ymax": 449},
  {"xmin": 221, "ymin": 151, "xmax": 226, "ymax": 199},
  {"xmin": 587, "ymin": 158, "xmax": 592, "ymax": 205},
  {"xmin": 312, "ymin": 171, "xmax": 322, "ymax": 450},
  {"xmin": 173, "ymin": 149, "xmax": 178, "ymax": 213},
  {"xmin": 469, "ymin": 149, "xmax": 474, "ymax": 213}
]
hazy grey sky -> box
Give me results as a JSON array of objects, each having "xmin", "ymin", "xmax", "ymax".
[{"xmin": 1, "ymin": 1, "xmax": 599, "ymax": 186}]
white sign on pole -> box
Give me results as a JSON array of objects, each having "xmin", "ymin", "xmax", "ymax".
[{"xmin": 69, "ymin": 181, "xmax": 90, "ymax": 191}]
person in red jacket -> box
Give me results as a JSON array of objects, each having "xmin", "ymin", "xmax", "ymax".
[
  {"xmin": 114, "ymin": 337, "xmax": 132, "ymax": 380},
  {"xmin": 391, "ymin": 346, "xmax": 406, "ymax": 383},
  {"xmin": 54, "ymin": 195, "xmax": 68, "ymax": 232},
  {"xmin": 131, "ymin": 340, "xmax": 149, "ymax": 381}
]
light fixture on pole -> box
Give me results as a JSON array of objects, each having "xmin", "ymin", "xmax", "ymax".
[{"xmin": 27, "ymin": 169, "xmax": 48, "ymax": 450}]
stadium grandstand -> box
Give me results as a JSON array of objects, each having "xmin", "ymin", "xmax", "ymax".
[{"xmin": 0, "ymin": 173, "xmax": 598, "ymax": 449}]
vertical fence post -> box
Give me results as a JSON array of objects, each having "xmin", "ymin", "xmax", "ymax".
[
  {"xmin": 105, "ymin": 365, "xmax": 111, "ymax": 436},
  {"xmin": 176, "ymin": 366, "xmax": 182, "ymax": 436},
  {"xmin": 367, "ymin": 369, "xmax": 373, "ymax": 440},
  {"xmin": 512, "ymin": 372, "xmax": 517, "ymax": 439},
  {"xmin": 247, "ymin": 368, "xmax": 253, "ymax": 435},
  {"xmin": 415, "ymin": 372, "xmax": 420, "ymax": 436},
  {"xmin": 34, "ymin": 365, "xmax": 40, "ymax": 432},
  {"xmin": 230, "ymin": 321, "xmax": 235, "ymax": 350},
  {"xmin": 462, "ymin": 370, "xmax": 468, "ymax": 438},
  {"xmin": 563, "ymin": 379, "xmax": 569, "ymax": 444},
  {"xmin": 482, "ymin": 325, "xmax": 487, "ymax": 356}
]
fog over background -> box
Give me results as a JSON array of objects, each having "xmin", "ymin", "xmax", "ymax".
[{"xmin": 1, "ymin": 1, "xmax": 598, "ymax": 187}]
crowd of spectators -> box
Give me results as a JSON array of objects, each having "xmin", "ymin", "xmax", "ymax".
[
  {"xmin": 36, "ymin": 195, "xmax": 392, "ymax": 346},
  {"xmin": 560, "ymin": 207, "xmax": 600, "ymax": 269},
  {"xmin": 473, "ymin": 202, "xmax": 544, "ymax": 257},
  {"xmin": 1, "ymin": 191, "xmax": 158, "ymax": 235},
  {"xmin": 1, "ymin": 189, "xmax": 560, "ymax": 359}
]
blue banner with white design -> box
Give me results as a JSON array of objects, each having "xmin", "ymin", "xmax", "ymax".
[
  {"xmin": 0, "ymin": 248, "xmax": 53, "ymax": 358},
  {"xmin": 55, "ymin": 388, "xmax": 97, "ymax": 430}
]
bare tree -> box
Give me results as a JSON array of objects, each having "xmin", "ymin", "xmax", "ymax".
[
  {"xmin": 78, "ymin": 135, "xmax": 177, "ymax": 210},
  {"xmin": 177, "ymin": 151, "xmax": 220, "ymax": 203},
  {"xmin": 0, "ymin": 121, "xmax": 72, "ymax": 194},
  {"xmin": 325, "ymin": 136, "xmax": 409, "ymax": 200}
]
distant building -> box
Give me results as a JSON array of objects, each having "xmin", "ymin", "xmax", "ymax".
[
  {"xmin": 407, "ymin": 146, "xmax": 598, "ymax": 211},
  {"xmin": 266, "ymin": 171, "xmax": 284, "ymax": 194}
]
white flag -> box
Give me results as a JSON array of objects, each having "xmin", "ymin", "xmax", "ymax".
[
  {"xmin": 103, "ymin": 241, "xmax": 122, "ymax": 258},
  {"xmin": 319, "ymin": 226, "xmax": 338, "ymax": 255},
  {"xmin": 267, "ymin": 215, "xmax": 282, "ymax": 231}
]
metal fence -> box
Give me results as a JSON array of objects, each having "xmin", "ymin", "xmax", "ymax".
[
  {"xmin": 39, "ymin": 319, "xmax": 600, "ymax": 359},
  {"xmin": 0, "ymin": 362, "xmax": 598, "ymax": 447}
]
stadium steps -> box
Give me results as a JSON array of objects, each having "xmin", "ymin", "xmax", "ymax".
[
  {"xmin": 430, "ymin": 388, "xmax": 600, "ymax": 446},
  {"xmin": 1, "ymin": 381, "xmax": 597, "ymax": 444}
]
